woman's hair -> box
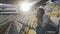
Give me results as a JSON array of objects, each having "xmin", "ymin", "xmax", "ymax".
[
  {"xmin": 37, "ymin": 8, "xmax": 45, "ymax": 15},
  {"xmin": 36, "ymin": 8, "xmax": 45, "ymax": 26},
  {"xmin": 36, "ymin": 8, "xmax": 45, "ymax": 18}
]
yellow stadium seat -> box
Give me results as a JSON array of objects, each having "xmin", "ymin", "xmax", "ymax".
[
  {"xmin": 28, "ymin": 29, "xmax": 36, "ymax": 34},
  {"xmin": 24, "ymin": 27, "xmax": 29, "ymax": 34},
  {"xmin": 22, "ymin": 32, "xmax": 25, "ymax": 34}
]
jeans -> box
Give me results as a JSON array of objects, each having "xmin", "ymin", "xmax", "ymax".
[{"xmin": 36, "ymin": 26, "xmax": 46, "ymax": 34}]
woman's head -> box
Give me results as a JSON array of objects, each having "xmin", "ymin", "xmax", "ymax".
[{"xmin": 36, "ymin": 8, "xmax": 45, "ymax": 18}]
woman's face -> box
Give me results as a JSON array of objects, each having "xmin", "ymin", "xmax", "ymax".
[{"xmin": 37, "ymin": 10, "xmax": 44, "ymax": 18}]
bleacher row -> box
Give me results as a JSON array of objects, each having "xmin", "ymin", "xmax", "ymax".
[{"xmin": 15, "ymin": 19, "xmax": 36, "ymax": 34}]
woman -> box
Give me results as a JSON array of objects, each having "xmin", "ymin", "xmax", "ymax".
[{"xmin": 36, "ymin": 8, "xmax": 47, "ymax": 34}]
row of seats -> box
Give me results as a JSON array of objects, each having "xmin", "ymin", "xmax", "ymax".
[{"xmin": 15, "ymin": 20, "xmax": 36, "ymax": 34}]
